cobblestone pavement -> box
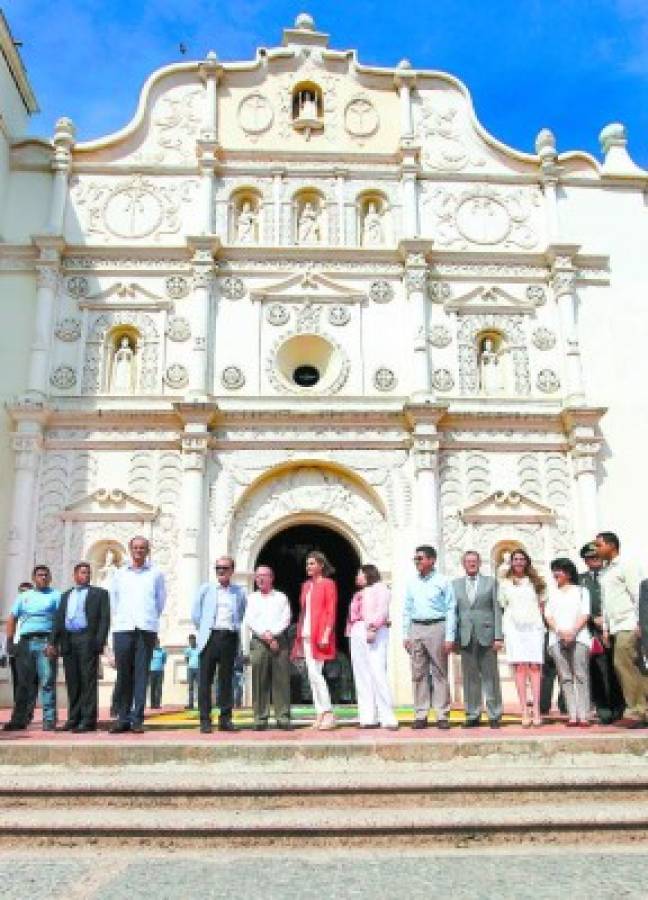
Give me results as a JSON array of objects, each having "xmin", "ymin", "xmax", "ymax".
[{"xmin": 1, "ymin": 848, "xmax": 647, "ymax": 899}]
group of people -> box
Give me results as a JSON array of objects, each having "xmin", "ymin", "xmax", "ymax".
[{"xmin": 2, "ymin": 529, "xmax": 648, "ymax": 733}]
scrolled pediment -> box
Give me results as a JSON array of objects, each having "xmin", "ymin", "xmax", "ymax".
[
  {"xmin": 78, "ymin": 281, "xmax": 171, "ymax": 311},
  {"xmin": 250, "ymin": 267, "xmax": 366, "ymax": 305},
  {"xmin": 461, "ymin": 490, "xmax": 555, "ymax": 524},
  {"xmin": 445, "ymin": 284, "xmax": 544, "ymax": 315},
  {"xmin": 61, "ymin": 488, "xmax": 159, "ymax": 522}
]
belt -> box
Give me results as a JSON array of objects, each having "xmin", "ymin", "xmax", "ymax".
[
  {"xmin": 411, "ymin": 618, "xmax": 445, "ymax": 625},
  {"xmin": 21, "ymin": 632, "xmax": 50, "ymax": 640}
]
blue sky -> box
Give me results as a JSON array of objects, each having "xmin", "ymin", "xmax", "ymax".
[{"xmin": 8, "ymin": 0, "xmax": 648, "ymax": 165}]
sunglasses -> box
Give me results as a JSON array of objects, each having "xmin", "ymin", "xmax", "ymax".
[{"xmin": 214, "ymin": 566, "xmax": 231, "ymax": 573}]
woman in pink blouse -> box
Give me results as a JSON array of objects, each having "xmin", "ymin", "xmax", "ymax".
[{"xmin": 346, "ymin": 564, "xmax": 398, "ymax": 730}]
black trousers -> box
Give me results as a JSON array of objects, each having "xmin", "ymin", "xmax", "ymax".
[
  {"xmin": 540, "ymin": 633, "xmax": 567, "ymax": 714},
  {"xmin": 590, "ymin": 637, "xmax": 625, "ymax": 722},
  {"xmin": 113, "ymin": 629, "xmax": 156, "ymax": 727},
  {"xmin": 199, "ymin": 630, "xmax": 238, "ymax": 725},
  {"xmin": 62, "ymin": 631, "xmax": 100, "ymax": 727},
  {"xmin": 149, "ymin": 671, "xmax": 164, "ymax": 708}
]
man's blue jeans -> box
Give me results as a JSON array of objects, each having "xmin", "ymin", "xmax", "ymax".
[
  {"xmin": 11, "ymin": 636, "xmax": 57, "ymax": 726},
  {"xmin": 113, "ymin": 629, "xmax": 156, "ymax": 727}
]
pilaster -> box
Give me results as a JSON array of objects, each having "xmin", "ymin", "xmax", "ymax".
[
  {"xmin": 186, "ymin": 235, "xmax": 221, "ymax": 398},
  {"xmin": 547, "ymin": 244, "xmax": 586, "ymax": 406},
  {"xmin": 400, "ymin": 239, "xmax": 433, "ymax": 397}
]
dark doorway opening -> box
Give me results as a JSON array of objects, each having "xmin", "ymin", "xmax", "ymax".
[{"xmin": 255, "ymin": 523, "xmax": 360, "ymax": 704}]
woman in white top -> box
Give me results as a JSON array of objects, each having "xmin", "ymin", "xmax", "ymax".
[
  {"xmin": 499, "ymin": 549, "xmax": 546, "ymax": 727},
  {"xmin": 545, "ymin": 558, "xmax": 592, "ymax": 727}
]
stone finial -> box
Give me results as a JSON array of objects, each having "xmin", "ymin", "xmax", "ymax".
[
  {"xmin": 397, "ymin": 58, "xmax": 413, "ymax": 69},
  {"xmin": 599, "ymin": 122, "xmax": 644, "ymax": 175},
  {"xmin": 535, "ymin": 127, "xmax": 556, "ymax": 160},
  {"xmin": 53, "ymin": 116, "xmax": 75, "ymax": 148},
  {"xmin": 295, "ymin": 12, "xmax": 315, "ymax": 30},
  {"xmin": 205, "ymin": 49, "xmax": 218, "ymax": 62}
]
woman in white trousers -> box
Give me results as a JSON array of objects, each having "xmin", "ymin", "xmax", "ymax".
[{"xmin": 347, "ymin": 565, "xmax": 398, "ymax": 730}]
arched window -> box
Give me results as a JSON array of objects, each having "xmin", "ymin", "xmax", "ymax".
[{"xmin": 230, "ymin": 189, "xmax": 262, "ymax": 244}]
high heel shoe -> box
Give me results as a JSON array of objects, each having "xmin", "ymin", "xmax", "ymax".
[{"xmin": 521, "ymin": 713, "xmax": 532, "ymax": 728}]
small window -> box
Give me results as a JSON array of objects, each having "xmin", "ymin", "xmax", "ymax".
[{"xmin": 293, "ymin": 364, "xmax": 320, "ymax": 387}]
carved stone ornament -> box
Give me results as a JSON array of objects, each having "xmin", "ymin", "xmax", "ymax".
[
  {"xmin": 344, "ymin": 95, "xmax": 379, "ymax": 139},
  {"xmin": 50, "ymin": 365, "xmax": 77, "ymax": 390},
  {"xmin": 266, "ymin": 304, "xmax": 289, "ymax": 326},
  {"xmin": 54, "ymin": 318, "xmax": 82, "ymax": 342},
  {"xmin": 536, "ymin": 368, "xmax": 561, "ymax": 393},
  {"xmin": 429, "ymin": 282, "xmax": 452, "ymax": 303},
  {"xmin": 66, "ymin": 276, "xmax": 90, "ymax": 299},
  {"xmin": 532, "ymin": 327, "xmax": 556, "ymax": 351},
  {"xmin": 295, "ymin": 302, "xmax": 322, "ymax": 333},
  {"xmin": 221, "ymin": 366, "xmax": 246, "ymax": 390},
  {"xmin": 428, "ymin": 185, "xmax": 540, "ymax": 249},
  {"xmin": 551, "ymin": 270, "xmax": 576, "ymax": 297},
  {"xmin": 374, "ymin": 367, "xmax": 397, "ymax": 392},
  {"xmin": 328, "ymin": 305, "xmax": 351, "ymax": 326},
  {"xmin": 165, "ymin": 275, "xmax": 190, "ymax": 299},
  {"xmin": 166, "ymin": 316, "xmax": 191, "ymax": 342},
  {"xmin": 221, "ymin": 276, "xmax": 246, "ymax": 300},
  {"xmin": 238, "ymin": 93, "xmax": 274, "ymax": 136},
  {"xmin": 369, "ymin": 280, "xmax": 394, "ymax": 303},
  {"xmin": 405, "ymin": 269, "xmax": 427, "ymax": 294},
  {"xmin": 164, "ymin": 363, "xmax": 189, "ymax": 389},
  {"xmin": 428, "ymin": 324, "xmax": 452, "ymax": 348},
  {"xmin": 432, "ymin": 368, "xmax": 454, "ymax": 392},
  {"xmin": 526, "ymin": 285, "xmax": 546, "ymax": 306}
]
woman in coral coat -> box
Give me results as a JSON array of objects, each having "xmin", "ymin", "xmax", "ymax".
[{"xmin": 292, "ymin": 551, "xmax": 338, "ymax": 730}]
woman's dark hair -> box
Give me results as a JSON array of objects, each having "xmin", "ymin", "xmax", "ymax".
[
  {"xmin": 550, "ymin": 557, "xmax": 579, "ymax": 585},
  {"xmin": 306, "ymin": 550, "xmax": 335, "ymax": 578},
  {"xmin": 505, "ymin": 548, "xmax": 546, "ymax": 597},
  {"xmin": 360, "ymin": 564, "xmax": 381, "ymax": 586}
]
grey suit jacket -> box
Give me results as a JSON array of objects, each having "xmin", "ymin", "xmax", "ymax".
[{"xmin": 452, "ymin": 574, "xmax": 503, "ymax": 648}]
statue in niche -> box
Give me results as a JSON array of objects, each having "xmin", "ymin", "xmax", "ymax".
[
  {"xmin": 496, "ymin": 550, "xmax": 512, "ymax": 580},
  {"xmin": 110, "ymin": 336, "xmax": 135, "ymax": 394},
  {"xmin": 236, "ymin": 200, "xmax": 258, "ymax": 244},
  {"xmin": 298, "ymin": 90, "xmax": 318, "ymax": 120},
  {"xmin": 362, "ymin": 202, "xmax": 384, "ymax": 246},
  {"xmin": 478, "ymin": 337, "xmax": 507, "ymax": 395},
  {"xmin": 297, "ymin": 201, "xmax": 321, "ymax": 243},
  {"xmin": 97, "ymin": 547, "xmax": 121, "ymax": 587}
]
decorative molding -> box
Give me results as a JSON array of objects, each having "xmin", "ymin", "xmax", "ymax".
[
  {"xmin": 221, "ymin": 366, "xmax": 246, "ymax": 390},
  {"xmin": 461, "ymin": 490, "xmax": 556, "ymax": 525},
  {"xmin": 166, "ymin": 316, "xmax": 191, "ymax": 342},
  {"xmin": 428, "ymin": 325, "xmax": 452, "ymax": 348},
  {"xmin": 61, "ymin": 488, "xmax": 159, "ymax": 522},
  {"xmin": 537, "ymin": 368, "xmax": 561, "ymax": 393},
  {"xmin": 368, "ymin": 280, "xmax": 394, "ymax": 304},
  {"xmin": 266, "ymin": 303, "xmax": 290, "ymax": 326},
  {"xmin": 374, "ymin": 368, "xmax": 397, "ymax": 392},
  {"xmin": 328, "ymin": 305, "xmax": 351, "ymax": 326},
  {"xmin": 50, "ymin": 365, "xmax": 77, "ymax": 390},
  {"xmin": 54, "ymin": 318, "xmax": 82, "ymax": 342},
  {"xmin": 432, "ymin": 368, "xmax": 454, "ymax": 392},
  {"xmin": 164, "ymin": 363, "xmax": 189, "ymax": 389},
  {"xmin": 220, "ymin": 276, "xmax": 246, "ymax": 300},
  {"xmin": 532, "ymin": 327, "xmax": 556, "ymax": 351},
  {"xmin": 165, "ymin": 275, "xmax": 190, "ymax": 299}
]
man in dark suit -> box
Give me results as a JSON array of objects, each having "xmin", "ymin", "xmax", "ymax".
[
  {"xmin": 579, "ymin": 541, "xmax": 624, "ymax": 724},
  {"xmin": 453, "ymin": 550, "xmax": 503, "ymax": 728},
  {"xmin": 49, "ymin": 561, "xmax": 110, "ymax": 732},
  {"xmin": 637, "ymin": 576, "xmax": 648, "ymax": 677}
]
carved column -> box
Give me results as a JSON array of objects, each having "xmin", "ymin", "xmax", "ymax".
[
  {"xmin": 401, "ymin": 241, "xmax": 433, "ymax": 396},
  {"xmin": 195, "ymin": 53, "xmax": 221, "ymax": 235},
  {"xmin": 571, "ymin": 442, "xmax": 600, "ymax": 540},
  {"xmin": 549, "ymin": 246, "xmax": 585, "ymax": 405},
  {"xmin": 187, "ymin": 236, "xmax": 220, "ymax": 397},
  {"xmin": 411, "ymin": 425, "xmax": 441, "ymax": 547},
  {"xmin": 2, "ymin": 427, "xmax": 43, "ymax": 617},
  {"xmin": 27, "ymin": 237, "xmax": 64, "ymax": 399},
  {"xmin": 47, "ymin": 117, "xmax": 75, "ymax": 234},
  {"xmin": 177, "ymin": 424, "xmax": 209, "ymax": 631},
  {"xmin": 535, "ymin": 128, "xmax": 560, "ymax": 244},
  {"xmin": 401, "ymin": 160, "xmax": 419, "ymax": 238},
  {"xmin": 335, "ymin": 167, "xmax": 346, "ymax": 245},
  {"xmin": 272, "ymin": 168, "xmax": 284, "ymax": 245},
  {"xmin": 394, "ymin": 63, "xmax": 415, "ymax": 139}
]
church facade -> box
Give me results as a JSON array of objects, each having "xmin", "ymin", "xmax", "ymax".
[{"xmin": 1, "ymin": 13, "xmax": 646, "ymax": 703}]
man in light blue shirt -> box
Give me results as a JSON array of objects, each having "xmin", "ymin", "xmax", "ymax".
[
  {"xmin": 184, "ymin": 634, "xmax": 200, "ymax": 709},
  {"xmin": 403, "ymin": 545, "xmax": 457, "ymax": 730},
  {"xmin": 3, "ymin": 565, "xmax": 60, "ymax": 732},
  {"xmin": 148, "ymin": 638, "xmax": 167, "ymax": 709},
  {"xmin": 109, "ymin": 535, "xmax": 166, "ymax": 734}
]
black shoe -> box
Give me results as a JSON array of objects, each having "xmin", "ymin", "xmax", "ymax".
[
  {"xmin": 200, "ymin": 723, "xmax": 213, "ymax": 734},
  {"xmin": 411, "ymin": 718, "xmax": 429, "ymax": 730},
  {"xmin": 462, "ymin": 718, "xmax": 480, "ymax": 728},
  {"xmin": 109, "ymin": 722, "xmax": 131, "ymax": 734},
  {"xmin": 489, "ymin": 719, "xmax": 501, "ymax": 729},
  {"xmin": 74, "ymin": 724, "xmax": 96, "ymax": 733},
  {"xmin": 218, "ymin": 720, "xmax": 239, "ymax": 732},
  {"xmin": 626, "ymin": 719, "xmax": 648, "ymax": 729},
  {"xmin": 2, "ymin": 722, "xmax": 26, "ymax": 732},
  {"xmin": 253, "ymin": 723, "xmax": 268, "ymax": 731},
  {"xmin": 436, "ymin": 719, "xmax": 451, "ymax": 730},
  {"xmin": 61, "ymin": 721, "xmax": 79, "ymax": 731},
  {"xmin": 42, "ymin": 723, "xmax": 56, "ymax": 732},
  {"xmin": 184, "ymin": 705, "xmax": 194, "ymax": 710},
  {"xmin": 276, "ymin": 722, "xmax": 294, "ymax": 731},
  {"xmin": 359, "ymin": 723, "xmax": 380, "ymax": 729},
  {"xmin": 130, "ymin": 724, "xmax": 145, "ymax": 734}
]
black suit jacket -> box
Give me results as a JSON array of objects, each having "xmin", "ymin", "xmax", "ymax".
[
  {"xmin": 50, "ymin": 585, "xmax": 111, "ymax": 654},
  {"xmin": 639, "ymin": 579, "xmax": 648, "ymax": 657}
]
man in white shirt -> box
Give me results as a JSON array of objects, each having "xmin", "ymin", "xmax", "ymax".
[
  {"xmin": 192, "ymin": 556, "xmax": 246, "ymax": 734},
  {"xmin": 109, "ymin": 535, "xmax": 166, "ymax": 734},
  {"xmin": 596, "ymin": 531, "xmax": 647, "ymax": 728},
  {"xmin": 244, "ymin": 565, "xmax": 292, "ymax": 731}
]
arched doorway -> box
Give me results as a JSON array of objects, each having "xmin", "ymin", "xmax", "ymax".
[{"xmin": 255, "ymin": 523, "xmax": 361, "ymax": 704}]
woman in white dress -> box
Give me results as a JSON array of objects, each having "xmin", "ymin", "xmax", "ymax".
[
  {"xmin": 499, "ymin": 549, "xmax": 546, "ymax": 727},
  {"xmin": 545, "ymin": 558, "xmax": 592, "ymax": 727}
]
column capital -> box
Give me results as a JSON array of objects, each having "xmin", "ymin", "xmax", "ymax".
[
  {"xmin": 186, "ymin": 235, "xmax": 221, "ymax": 259},
  {"xmin": 394, "ymin": 63, "xmax": 416, "ymax": 90},
  {"xmin": 10, "ymin": 432, "xmax": 43, "ymax": 471},
  {"xmin": 32, "ymin": 234, "xmax": 66, "ymax": 260}
]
